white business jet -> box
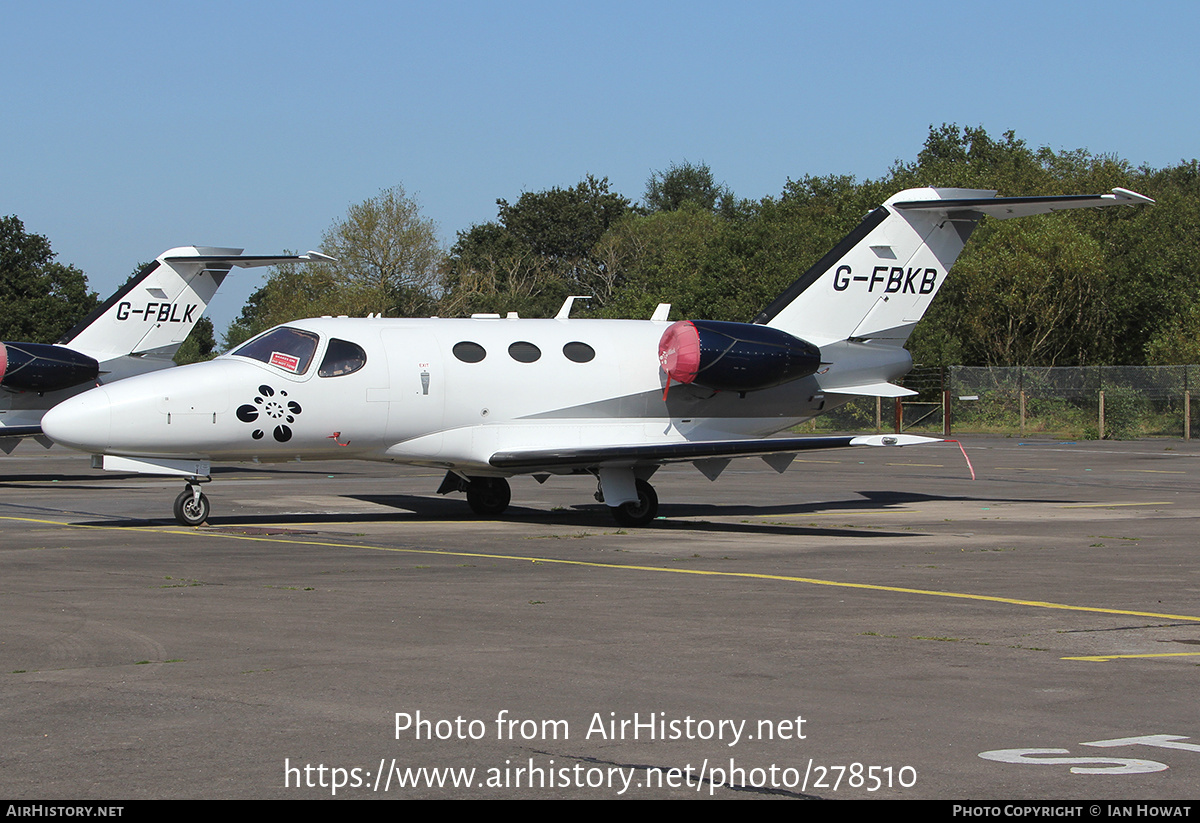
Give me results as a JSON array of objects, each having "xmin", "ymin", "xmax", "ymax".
[
  {"xmin": 2, "ymin": 247, "xmax": 330, "ymax": 451},
  {"xmin": 42, "ymin": 188, "xmax": 1152, "ymax": 526}
]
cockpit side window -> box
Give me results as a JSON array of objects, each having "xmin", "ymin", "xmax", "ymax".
[
  {"xmin": 232, "ymin": 327, "xmax": 320, "ymax": 375},
  {"xmin": 318, "ymin": 338, "xmax": 367, "ymax": 377}
]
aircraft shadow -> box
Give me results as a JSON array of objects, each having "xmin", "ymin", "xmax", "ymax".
[
  {"xmin": 61, "ymin": 489, "xmax": 1080, "ymax": 536},
  {"xmin": 0, "ymin": 465, "xmax": 345, "ymax": 484}
]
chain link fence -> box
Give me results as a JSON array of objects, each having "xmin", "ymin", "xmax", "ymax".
[{"xmin": 812, "ymin": 365, "xmax": 1200, "ymax": 439}]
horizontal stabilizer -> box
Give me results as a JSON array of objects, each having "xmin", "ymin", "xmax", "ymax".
[
  {"xmin": 892, "ymin": 188, "xmax": 1154, "ymax": 220},
  {"xmin": 162, "ymin": 251, "xmax": 334, "ymax": 267}
]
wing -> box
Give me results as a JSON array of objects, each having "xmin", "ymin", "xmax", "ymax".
[{"xmin": 489, "ymin": 433, "xmax": 941, "ymax": 472}]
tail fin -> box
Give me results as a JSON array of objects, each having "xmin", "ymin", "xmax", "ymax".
[
  {"xmin": 753, "ymin": 187, "xmax": 1153, "ymax": 348},
  {"xmin": 59, "ymin": 247, "xmax": 332, "ymax": 365}
]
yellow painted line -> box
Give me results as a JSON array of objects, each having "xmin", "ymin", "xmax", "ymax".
[
  {"xmin": 1118, "ymin": 470, "xmax": 1186, "ymax": 474},
  {"xmin": 1062, "ymin": 652, "xmax": 1200, "ymax": 663},
  {"xmin": 792, "ymin": 459, "xmax": 843, "ymax": 464},
  {"xmin": 1059, "ymin": 502, "xmax": 1174, "ymax": 508},
  {"xmin": 886, "ymin": 463, "xmax": 944, "ymax": 467},
  {"xmin": 996, "ymin": 467, "xmax": 1058, "ymax": 471},
  {"xmin": 6, "ymin": 514, "xmax": 1200, "ymax": 625}
]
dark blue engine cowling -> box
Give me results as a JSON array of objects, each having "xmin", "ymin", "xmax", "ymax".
[
  {"xmin": 659, "ymin": 320, "xmax": 821, "ymax": 392},
  {"xmin": 1, "ymin": 342, "xmax": 100, "ymax": 393}
]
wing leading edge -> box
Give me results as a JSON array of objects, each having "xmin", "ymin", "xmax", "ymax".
[{"xmin": 489, "ymin": 433, "xmax": 941, "ymax": 471}]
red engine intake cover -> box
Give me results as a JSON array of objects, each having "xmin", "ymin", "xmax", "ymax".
[{"xmin": 657, "ymin": 321, "xmax": 701, "ymax": 385}]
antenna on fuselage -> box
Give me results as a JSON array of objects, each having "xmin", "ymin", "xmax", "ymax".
[{"xmin": 555, "ymin": 296, "xmax": 592, "ymax": 320}]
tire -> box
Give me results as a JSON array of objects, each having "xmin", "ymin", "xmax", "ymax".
[
  {"xmin": 611, "ymin": 479, "xmax": 658, "ymax": 527},
  {"xmin": 466, "ymin": 477, "xmax": 511, "ymax": 517},
  {"xmin": 173, "ymin": 489, "xmax": 210, "ymax": 526}
]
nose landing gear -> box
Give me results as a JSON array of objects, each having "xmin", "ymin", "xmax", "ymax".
[{"xmin": 173, "ymin": 479, "xmax": 210, "ymax": 526}]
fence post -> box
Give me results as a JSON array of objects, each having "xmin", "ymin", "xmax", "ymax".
[
  {"xmin": 1099, "ymin": 389, "xmax": 1105, "ymax": 440},
  {"xmin": 1186, "ymin": 391, "xmax": 1191, "ymax": 442},
  {"xmin": 943, "ymin": 390, "xmax": 951, "ymax": 436},
  {"xmin": 894, "ymin": 398, "xmax": 902, "ymax": 434},
  {"xmin": 1020, "ymin": 391, "xmax": 1026, "ymax": 437},
  {"xmin": 875, "ymin": 396, "xmax": 881, "ymax": 433}
]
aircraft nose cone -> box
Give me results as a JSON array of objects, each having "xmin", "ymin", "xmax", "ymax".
[{"xmin": 42, "ymin": 387, "xmax": 112, "ymax": 453}]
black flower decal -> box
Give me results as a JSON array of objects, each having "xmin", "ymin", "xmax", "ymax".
[{"xmin": 236, "ymin": 385, "xmax": 302, "ymax": 442}]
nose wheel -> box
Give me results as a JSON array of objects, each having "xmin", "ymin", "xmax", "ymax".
[{"xmin": 173, "ymin": 483, "xmax": 210, "ymax": 526}]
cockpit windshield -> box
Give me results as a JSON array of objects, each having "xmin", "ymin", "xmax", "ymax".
[{"xmin": 231, "ymin": 327, "xmax": 320, "ymax": 375}]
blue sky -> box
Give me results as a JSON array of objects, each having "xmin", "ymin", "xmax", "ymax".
[{"xmin": 2, "ymin": 1, "xmax": 1196, "ymax": 334}]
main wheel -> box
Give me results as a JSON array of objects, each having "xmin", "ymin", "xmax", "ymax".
[
  {"xmin": 173, "ymin": 488, "xmax": 210, "ymax": 526},
  {"xmin": 611, "ymin": 479, "xmax": 658, "ymax": 527},
  {"xmin": 466, "ymin": 477, "xmax": 511, "ymax": 516}
]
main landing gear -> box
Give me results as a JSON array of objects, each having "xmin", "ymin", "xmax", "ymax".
[
  {"xmin": 438, "ymin": 472, "xmax": 512, "ymax": 517},
  {"xmin": 465, "ymin": 476, "xmax": 511, "ymax": 517},
  {"xmin": 609, "ymin": 478, "xmax": 658, "ymax": 527},
  {"xmin": 437, "ymin": 471, "xmax": 660, "ymax": 526},
  {"xmin": 173, "ymin": 478, "xmax": 211, "ymax": 526}
]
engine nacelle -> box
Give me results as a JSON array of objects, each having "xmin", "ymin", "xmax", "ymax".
[
  {"xmin": 1, "ymin": 342, "xmax": 100, "ymax": 393},
  {"xmin": 657, "ymin": 320, "xmax": 821, "ymax": 393}
]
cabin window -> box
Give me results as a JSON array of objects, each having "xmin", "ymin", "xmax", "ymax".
[
  {"xmin": 508, "ymin": 341, "xmax": 541, "ymax": 363},
  {"xmin": 453, "ymin": 341, "xmax": 487, "ymax": 363},
  {"xmin": 232, "ymin": 327, "xmax": 320, "ymax": 374},
  {"xmin": 318, "ymin": 338, "xmax": 367, "ymax": 377},
  {"xmin": 563, "ymin": 341, "xmax": 595, "ymax": 363}
]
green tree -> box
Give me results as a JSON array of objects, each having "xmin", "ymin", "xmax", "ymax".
[
  {"xmin": 918, "ymin": 217, "xmax": 1107, "ymax": 366},
  {"xmin": 1144, "ymin": 300, "xmax": 1200, "ymax": 364},
  {"xmin": 495, "ymin": 175, "xmax": 630, "ymax": 264},
  {"xmin": 1104, "ymin": 160, "xmax": 1200, "ymax": 364},
  {"xmin": 644, "ymin": 161, "xmax": 734, "ymax": 214},
  {"xmin": 440, "ymin": 175, "xmax": 631, "ymax": 317},
  {"xmin": 593, "ymin": 206, "xmax": 727, "ymax": 320},
  {"xmin": 439, "ymin": 221, "xmax": 563, "ymax": 317},
  {"xmin": 889, "ymin": 124, "xmax": 1055, "ymax": 194},
  {"xmin": 225, "ymin": 185, "xmax": 443, "ymax": 346},
  {"xmin": 173, "ymin": 317, "xmax": 218, "ymax": 365},
  {"xmin": 882, "ymin": 124, "xmax": 1163, "ymax": 366},
  {"xmin": 0, "ymin": 216, "xmax": 97, "ymax": 342},
  {"xmin": 320, "ymin": 184, "xmax": 443, "ymax": 317},
  {"xmin": 223, "ymin": 258, "xmax": 359, "ymax": 349}
]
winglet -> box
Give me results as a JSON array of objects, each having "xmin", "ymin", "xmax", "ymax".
[
  {"xmin": 848, "ymin": 434, "xmax": 943, "ymax": 447},
  {"xmin": 1111, "ymin": 187, "xmax": 1155, "ymax": 205}
]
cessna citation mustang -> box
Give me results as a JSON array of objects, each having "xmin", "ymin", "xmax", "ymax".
[
  {"xmin": 1, "ymin": 247, "xmax": 329, "ymax": 452},
  {"xmin": 42, "ymin": 187, "xmax": 1152, "ymax": 526}
]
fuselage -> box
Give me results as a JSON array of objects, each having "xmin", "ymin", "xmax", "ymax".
[{"xmin": 42, "ymin": 315, "xmax": 896, "ymax": 473}]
